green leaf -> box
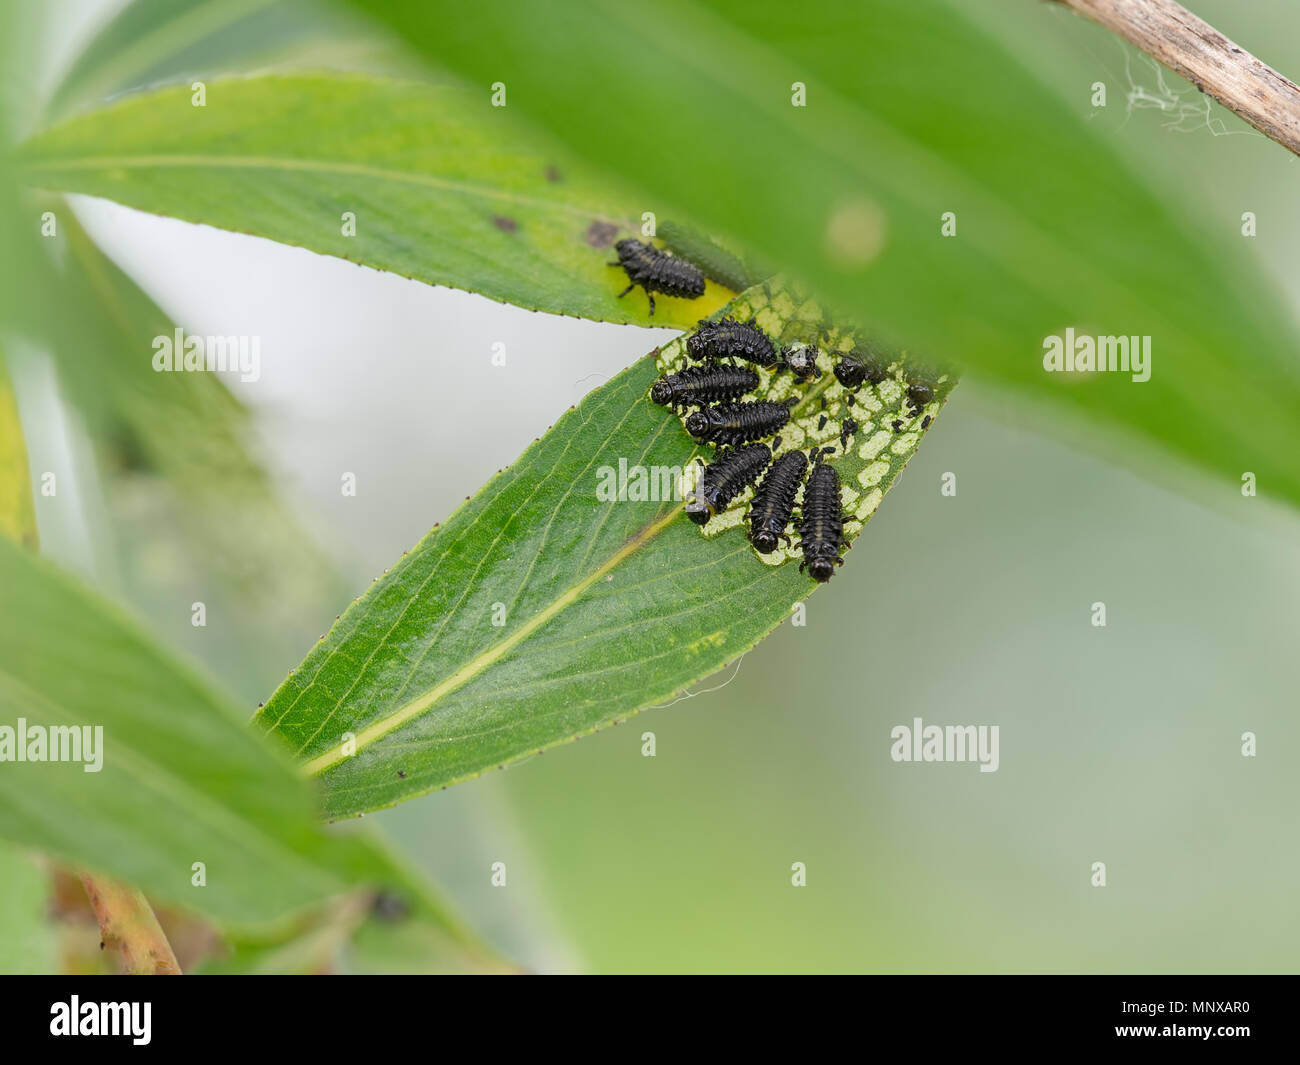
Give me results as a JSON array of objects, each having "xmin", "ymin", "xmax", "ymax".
[
  {"xmin": 339, "ymin": 0, "xmax": 1300, "ymax": 513},
  {"xmin": 256, "ymin": 281, "xmax": 951, "ymax": 816},
  {"xmin": 0, "ymin": 361, "xmax": 56, "ymax": 976},
  {"xmin": 0, "ymin": 530, "xmax": 480, "ymax": 948},
  {"xmin": 0, "ymin": 359, "xmax": 57, "ymax": 977},
  {"xmin": 42, "ymin": 0, "xmax": 418, "ymax": 124},
  {"xmin": 0, "ymin": 845, "xmax": 56, "ymax": 974},
  {"xmin": 0, "ymin": 357, "xmax": 36, "ymax": 550},
  {"xmin": 195, "ymin": 891, "xmax": 374, "ymax": 974},
  {"xmin": 47, "ymin": 205, "xmax": 349, "ymax": 684},
  {"xmin": 51, "ymin": 208, "xmax": 264, "ymax": 496},
  {"xmin": 17, "ymin": 74, "xmax": 734, "ymax": 327},
  {"xmin": 6, "ymin": 324, "xmax": 500, "ymax": 968}
]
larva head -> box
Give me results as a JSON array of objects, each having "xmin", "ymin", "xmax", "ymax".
[
  {"xmin": 650, "ymin": 379, "xmax": 674, "ymax": 405},
  {"xmin": 684, "ymin": 409, "xmax": 713, "ymax": 439},
  {"xmin": 807, "ymin": 557, "xmax": 836, "ymax": 583},
  {"xmin": 684, "ymin": 500, "xmax": 712, "ymax": 525},
  {"xmin": 685, "ymin": 332, "xmax": 709, "ymax": 361},
  {"xmin": 751, "ymin": 529, "xmax": 780, "ymax": 554}
]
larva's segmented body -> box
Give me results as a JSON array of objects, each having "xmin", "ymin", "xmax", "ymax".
[
  {"xmin": 748, "ymin": 450, "xmax": 808, "ymax": 553},
  {"xmin": 686, "ymin": 316, "xmax": 778, "ymax": 366},
  {"xmin": 650, "ymin": 362, "xmax": 759, "ymax": 409},
  {"xmin": 684, "ymin": 400, "xmax": 791, "ymax": 446},
  {"xmin": 835, "ymin": 349, "xmax": 890, "ymax": 391},
  {"xmin": 798, "ymin": 461, "xmax": 846, "ymax": 582},
  {"xmin": 685, "ymin": 443, "xmax": 772, "ymax": 526},
  {"xmin": 610, "ymin": 238, "xmax": 705, "ymax": 316}
]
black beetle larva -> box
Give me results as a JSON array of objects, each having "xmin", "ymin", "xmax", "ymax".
[
  {"xmin": 684, "ymin": 400, "xmax": 791, "ymax": 446},
  {"xmin": 798, "ymin": 460, "xmax": 846, "ymax": 583},
  {"xmin": 835, "ymin": 348, "xmax": 891, "ymax": 391},
  {"xmin": 650, "ymin": 362, "xmax": 759, "ymax": 409},
  {"xmin": 833, "ymin": 354, "xmax": 868, "ymax": 391},
  {"xmin": 782, "ymin": 343, "xmax": 822, "ymax": 381},
  {"xmin": 609, "ymin": 238, "xmax": 705, "ymax": 315},
  {"xmin": 903, "ymin": 360, "xmax": 942, "ymax": 413},
  {"xmin": 906, "ymin": 381, "xmax": 935, "ymax": 413},
  {"xmin": 748, "ymin": 450, "xmax": 808, "ymax": 553},
  {"xmin": 686, "ymin": 316, "xmax": 778, "ymax": 366},
  {"xmin": 685, "ymin": 443, "xmax": 771, "ymax": 526}
]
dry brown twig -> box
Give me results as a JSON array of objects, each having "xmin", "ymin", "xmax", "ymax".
[
  {"xmin": 1051, "ymin": 0, "xmax": 1300, "ymax": 157},
  {"xmin": 79, "ymin": 872, "xmax": 182, "ymax": 975}
]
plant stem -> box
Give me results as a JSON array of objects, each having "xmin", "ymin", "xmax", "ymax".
[
  {"xmin": 78, "ymin": 872, "xmax": 182, "ymax": 975},
  {"xmin": 1051, "ymin": 0, "xmax": 1300, "ymax": 157}
]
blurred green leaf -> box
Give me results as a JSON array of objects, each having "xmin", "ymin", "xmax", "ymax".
[
  {"xmin": 43, "ymin": 0, "xmax": 419, "ymax": 124},
  {"xmin": 197, "ymin": 875, "xmax": 508, "ymax": 973},
  {"xmin": 339, "ymin": 0, "xmax": 1300, "ymax": 512},
  {"xmin": 49, "ymin": 206, "xmax": 346, "ymax": 672},
  {"xmin": 53, "ymin": 208, "xmax": 263, "ymax": 498},
  {"xmin": 255, "ymin": 281, "xmax": 951, "ymax": 816},
  {"xmin": 18, "ymin": 75, "xmax": 734, "ymax": 326},
  {"xmin": 0, "ymin": 357, "xmax": 36, "ymax": 550},
  {"xmin": 0, "ymin": 845, "xmax": 56, "ymax": 974},
  {"xmin": 195, "ymin": 890, "xmax": 371, "ymax": 974},
  {"xmin": 0, "ymin": 355, "xmax": 56, "ymax": 977},
  {"xmin": 0, "ymin": 530, "xmax": 486, "ymax": 954}
]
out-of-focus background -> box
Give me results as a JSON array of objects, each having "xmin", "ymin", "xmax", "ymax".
[{"xmin": 15, "ymin": 0, "xmax": 1300, "ymax": 971}]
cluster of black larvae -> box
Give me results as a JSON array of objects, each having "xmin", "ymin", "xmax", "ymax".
[
  {"xmin": 644, "ymin": 319, "xmax": 818, "ymax": 580},
  {"xmin": 650, "ymin": 312, "xmax": 946, "ymax": 583}
]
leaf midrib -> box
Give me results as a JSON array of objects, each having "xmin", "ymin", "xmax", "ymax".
[
  {"xmin": 299, "ymin": 503, "xmax": 683, "ymax": 776},
  {"xmin": 279, "ymin": 379, "xmax": 660, "ymax": 754}
]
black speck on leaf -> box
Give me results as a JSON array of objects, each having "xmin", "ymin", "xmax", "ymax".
[
  {"xmin": 493, "ymin": 215, "xmax": 518, "ymax": 233},
  {"xmin": 371, "ymin": 891, "xmax": 411, "ymax": 922},
  {"xmin": 545, "ymin": 165, "xmax": 563, "ymax": 183}
]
